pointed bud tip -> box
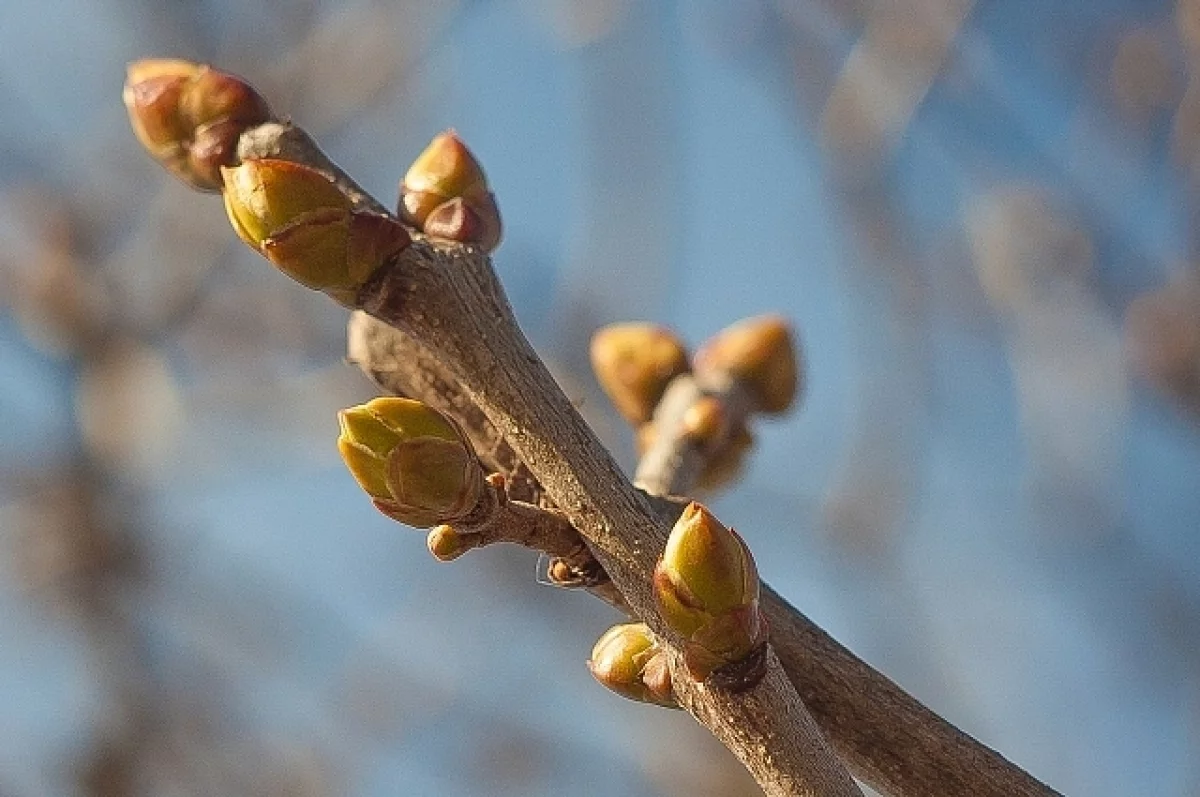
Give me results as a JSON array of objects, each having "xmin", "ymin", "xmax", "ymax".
[
  {"xmin": 655, "ymin": 502, "xmax": 762, "ymax": 665},
  {"xmin": 590, "ymin": 323, "xmax": 690, "ymax": 424},
  {"xmin": 695, "ymin": 314, "xmax": 801, "ymax": 414},
  {"xmin": 399, "ymin": 130, "xmax": 490, "ymax": 227}
]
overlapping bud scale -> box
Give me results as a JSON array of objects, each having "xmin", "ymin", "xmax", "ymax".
[{"xmin": 337, "ymin": 397, "xmax": 485, "ymax": 529}]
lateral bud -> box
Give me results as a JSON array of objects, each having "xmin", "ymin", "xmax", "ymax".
[
  {"xmin": 587, "ymin": 623, "xmax": 677, "ymax": 708},
  {"xmin": 221, "ymin": 159, "xmax": 410, "ymax": 305},
  {"xmin": 123, "ymin": 59, "xmax": 271, "ymax": 191},
  {"xmin": 399, "ymin": 131, "xmax": 502, "ymax": 251},
  {"xmin": 336, "ymin": 397, "xmax": 485, "ymax": 529},
  {"xmin": 590, "ymin": 323, "xmax": 690, "ymax": 425},
  {"xmin": 653, "ymin": 502, "xmax": 766, "ymax": 682},
  {"xmin": 693, "ymin": 314, "xmax": 801, "ymax": 414}
]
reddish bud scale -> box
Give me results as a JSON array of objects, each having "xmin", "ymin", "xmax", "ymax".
[{"xmin": 124, "ymin": 59, "xmax": 271, "ymax": 191}]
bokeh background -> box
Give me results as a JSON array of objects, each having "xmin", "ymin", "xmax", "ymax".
[{"xmin": 2, "ymin": 1, "xmax": 1200, "ymax": 795}]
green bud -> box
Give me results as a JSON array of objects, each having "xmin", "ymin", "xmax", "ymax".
[
  {"xmin": 123, "ymin": 59, "xmax": 271, "ymax": 191},
  {"xmin": 399, "ymin": 130, "xmax": 491, "ymax": 226},
  {"xmin": 337, "ymin": 397, "xmax": 484, "ymax": 528},
  {"xmin": 693, "ymin": 315, "xmax": 800, "ymax": 415},
  {"xmin": 654, "ymin": 502, "xmax": 764, "ymax": 681},
  {"xmin": 590, "ymin": 323, "xmax": 690, "ymax": 425},
  {"xmin": 221, "ymin": 159, "xmax": 410, "ymax": 304},
  {"xmin": 587, "ymin": 623, "xmax": 677, "ymax": 708}
]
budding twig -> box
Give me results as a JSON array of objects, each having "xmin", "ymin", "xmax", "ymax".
[{"xmin": 126, "ymin": 62, "xmax": 1061, "ymax": 797}]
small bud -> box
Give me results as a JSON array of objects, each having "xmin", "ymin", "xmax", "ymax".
[
  {"xmin": 587, "ymin": 623, "xmax": 677, "ymax": 708},
  {"xmin": 681, "ymin": 396, "xmax": 728, "ymax": 447},
  {"xmin": 124, "ymin": 59, "xmax": 271, "ymax": 190},
  {"xmin": 221, "ymin": 159, "xmax": 410, "ymax": 304},
  {"xmin": 654, "ymin": 502, "xmax": 765, "ymax": 681},
  {"xmin": 693, "ymin": 315, "xmax": 800, "ymax": 414},
  {"xmin": 337, "ymin": 397, "xmax": 485, "ymax": 528},
  {"xmin": 399, "ymin": 130, "xmax": 490, "ymax": 226},
  {"xmin": 423, "ymin": 194, "xmax": 503, "ymax": 252},
  {"xmin": 426, "ymin": 525, "xmax": 479, "ymax": 561},
  {"xmin": 590, "ymin": 323, "xmax": 690, "ymax": 425},
  {"xmin": 696, "ymin": 425, "xmax": 754, "ymax": 492}
]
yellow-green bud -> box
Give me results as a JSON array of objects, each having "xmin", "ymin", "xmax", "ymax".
[
  {"xmin": 398, "ymin": 131, "xmax": 503, "ymax": 252},
  {"xmin": 123, "ymin": 59, "xmax": 271, "ymax": 191},
  {"xmin": 399, "ymin": 130, "xmax": 490, "ymax": 225},
  {"xmin": 590, "ymin": 323, "xmax": 690, "ymax": 425},
  {"xmin": 654, "ymin": 502, "xmax": 764, "ymax": 681},
  {"xmin": 587, "ymin": 623, "xmax": 677, "ymax": 708},
  {"xmin": 693, "ymin": 315, "xmax": 800, "ymax": 415},
  {"xmin": 221, "ymin": 159, "xmax": 410, "ymax": 305},
  {"xmin": 337, "ymin": 397, "xmax": 484, "ymax": 528}
]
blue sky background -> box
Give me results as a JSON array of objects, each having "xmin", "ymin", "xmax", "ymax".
[{"xmin": 2, "ymin": 1, "xmax": 1200, "ymax": 795}]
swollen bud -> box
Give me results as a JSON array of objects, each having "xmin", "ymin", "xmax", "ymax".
[
  {"xmin": 124, "ymin": 59, "xmax": 271, "ymax": 191},
  {"xmin": 693, "ymin": 315, "xmax": 800, "ymax": 414},
  {"xmin": 337, "ymin": 397, "xmax": 485, "ymax": 528},
  {"xmin": 654, "ymin": 502, "xmax": 765, "ymax": 681},
  {"xmin": 221, "ymin": 159, "xmax": 410, "ymax": 305},
  {"xmin": 587, "ymin": 623, "xmax": 677, "ymax": 708},
  {"xmin": 399, "ymin": 131, "xmax": 502, "ymax": 251},
  {"xmin": 590, "ymin": 323, "xmax": 690, "ymax": 425}
]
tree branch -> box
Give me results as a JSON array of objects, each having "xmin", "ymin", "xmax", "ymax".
[{"xmin": 243, "ymin": 122, "xmax": 1060, "ymax": 797}]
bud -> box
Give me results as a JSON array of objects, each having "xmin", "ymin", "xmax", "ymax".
[
  {"xmin": 337, "ymin": 397, "xmax": 485, "ymax": 528},
  {"xmin": 587, "ymin": 623, "xmax": 677, "ymax": 708},
  {"xmin": 399, "ymin": 131, "xmax": 503, "ymax": 252},
  {"xmin": 124, "ymin": 59, "xmax": 271, "ymax": 191},
  {"xmin": 221, "ymin": 159, "xmax": 410, "ymax": 304},
  {"xmin": 654, "ymin": 502, "xmax": 765, "ymax": 681},
  {"xmin": 590, "ymin": 323, "xmax": 690, "ymax": 425},
  {"xmin": 426, "ymin": 525, "xmax": 479, "ymax": 561},
  {"xmin": 423, "ymin": 194, "xmax": 503, "ymax": 252},
  {"xmin": 681, "ymin": 396, "xmax": 728, "ymax": 447},
  {"xmin": 696, "ymin": 425, "xmax": 754, "ymax": 492},
  {"xmin": 399, "ymin": 131, "xmax": 490, "ymax": 225},
  {"xmin": 693, "ymin": 315, "xmax": 800, "ymax": 414}
]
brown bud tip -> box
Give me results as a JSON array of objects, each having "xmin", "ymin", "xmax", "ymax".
[
  {"xmin": 694, "ymin": 314, "xmax": 801, "ymax": 414},
  {"xmin": 590, "ymin": 323, "xmax": 690, "ymax": 425},
  {"xmin": 124, "ymin": 59, "xmax": 271, "ymax": 190},
  {"xmin": 399, "ymin": 130, "xmax": 491, "ymax": 226}
]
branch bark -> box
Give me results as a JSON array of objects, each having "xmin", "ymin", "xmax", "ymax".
[{"xmin": 240, "ymin": 123, "xmax": 1060, "ymax": 797}]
